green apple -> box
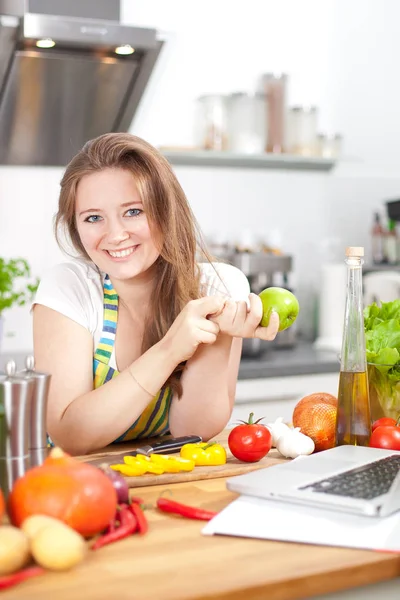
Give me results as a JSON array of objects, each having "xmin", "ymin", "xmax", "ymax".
[{"xmin": 258, "ymin": 287, "xmax": 299, "ymax": 332}]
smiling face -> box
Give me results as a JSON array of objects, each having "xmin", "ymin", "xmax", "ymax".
[{"xmin": 75, "ymin": 168, "xmax": 161, "ymax": 281}]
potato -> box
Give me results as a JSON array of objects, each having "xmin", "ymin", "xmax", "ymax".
[
  {"xmin": 22, "ymin": 515, "xmax": 66, "ymax": 540},
  {"xmin": 0, "ymin": 525, "xmax": 30, "ymax": 575},
  {"xmin": 30, "ymin": 522, "xmax": 87, "ymax": 571}
]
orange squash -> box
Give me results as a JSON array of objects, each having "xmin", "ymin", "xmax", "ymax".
[{"xmin": 8, "ymin": 448, "xmax": 117, "ymax": 537}]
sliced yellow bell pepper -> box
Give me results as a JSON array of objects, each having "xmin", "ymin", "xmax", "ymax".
[
  {"xmin": 143, "ymin": 462, "xmax": 165, "ymax": 475},
  {"xmin": 180, "ymin": 442, "xmax": 227, "ymax": 466},
  {"xmin": 110, "ymin": 451, "xmax": 197, "ymax": 477},
  {"xmin": 150, "ymin": 454, "xmax": 195, "ymax": 473},
  {"xmin": 124, "ymin": 455, "xmax": 150, "ymax": 464},
  {"xmin": 123, "ymin": 455, "xmax": 164, "ymax": 475},
  {"xmin": 110, "ymin": 463, "xmax": 148, "ymax": 476}
]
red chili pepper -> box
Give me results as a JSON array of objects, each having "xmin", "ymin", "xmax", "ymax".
[
  {"xmin": 0, "ymin": 566, "xmax": 45, "ymax": 590},
  {"xmin": 156, "ymin": 497, "xmax": 217, "ymax": 521},
  {"xmin": 92, "ymin": 505, "xmax": 138, "ymax": 550},
  {"xmin": 129, "ymin": 501, "xmax": 148, "ymax": 534},
  {"xmin": 104, "ymin": 517, "xmax": 117, "ymax": 534},
  {"xmin": 130, "ymin": 496, "xmax": 144, "ymax": 505}
]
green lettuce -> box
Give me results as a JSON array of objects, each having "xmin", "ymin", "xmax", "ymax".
[{"xmin": 364, "ymin": 300, "xmax": 400, "ymax": 418}]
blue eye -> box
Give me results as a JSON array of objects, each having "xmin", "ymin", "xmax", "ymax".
[
  {"xmin": 85, "ymin": 215, "xmax": 102, "ymax": 223},
  {"xmin": 126, "ymin": 208, "xmax": 142, "ymax": 217}
]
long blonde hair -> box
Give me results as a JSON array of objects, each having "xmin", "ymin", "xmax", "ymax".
[{"xmin": 55, "ymin": 133, "xmax": 212, "ymax": 395}]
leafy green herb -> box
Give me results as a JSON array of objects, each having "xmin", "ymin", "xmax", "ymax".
[{"xmin": 0, "ymin": 258, "xmax": 39, "ymax": 315}]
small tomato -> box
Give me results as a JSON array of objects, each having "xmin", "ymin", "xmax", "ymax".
[
  {"xmin": 228, "ymin": 412, "xmax": 272, "ymax": 463},
  {"xmin": 369, "ymin": 417, "xmax": 400, "ymax": 451},
  {"xmin": 372, "ymin": 417, "xmax": 397, "ymax": 432}
]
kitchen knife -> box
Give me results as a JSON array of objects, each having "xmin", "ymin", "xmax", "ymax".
[{"xmin": 87, "ymin": 435, "xmax": 202, "ymax": 467}]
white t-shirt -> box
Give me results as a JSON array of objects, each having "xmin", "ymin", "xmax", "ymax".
[{"xmin": 34, "ymin": 259, "xmax": 250, "ymax": 370}]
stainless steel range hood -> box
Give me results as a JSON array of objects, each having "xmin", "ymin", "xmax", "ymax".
[{"xmin": 0, "ymin": 0, "xmax": 164, "ymax": 165}]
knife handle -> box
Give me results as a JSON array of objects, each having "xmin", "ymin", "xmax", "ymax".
[{"xmin": 149, "ymin": 435, "xmax": 202, "ymax": 454}]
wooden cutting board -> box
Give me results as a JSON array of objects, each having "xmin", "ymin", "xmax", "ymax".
[{"xmin": 84, "ymin": 430, "xmax": 289, "ymax": 488}]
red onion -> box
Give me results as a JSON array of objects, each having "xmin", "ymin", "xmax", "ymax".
[{"xmin": 98, "ymin": 464, "xmax": 129, "ymax": 505}]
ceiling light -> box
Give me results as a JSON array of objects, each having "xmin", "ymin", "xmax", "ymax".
[
  {"xmin": 115, "ymin": 44, "xmax": 134, "ymax": 55},
  {"xmin": 36, "ymin": 38, "xmax": 56, "ymax": 48}
]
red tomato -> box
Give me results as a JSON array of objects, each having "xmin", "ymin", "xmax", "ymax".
[
  {"xmin": 372, "ymin": 417, "xmax": 397, "ymax": 432},
  {"xmin": 369, "ymin": 420, "xmax": 400, "ymax": 451},
  {"xmin": 228, "ymin": 412, "xmax": 272, "ymax": 463}
]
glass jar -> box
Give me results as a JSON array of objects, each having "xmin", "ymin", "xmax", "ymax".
[
  {"xmin": 195, "ymin": 94, "xmax": 228, "ymax": 151},
  {"xmin": 316, "ymin": 133, "xmax": 342, "ymax": 159},
  {"xmin": 287, "ymin": 106, "xmax": 318, "ymax": 156},
  {"xmin": 259, "ymin": 73, "xmax": 287, "ymax": 153},
  {"xmin": 226, "ymin": 92, "xmax": 266, "ymax": 153},
  {"xmin": 368, "ymin": 362, "xmax": 400, "ymax": 421}
]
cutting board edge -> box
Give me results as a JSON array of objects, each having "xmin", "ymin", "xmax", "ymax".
[{"xmin": 124, "ymin": 457, "xmax": 286, "ymax": 488}]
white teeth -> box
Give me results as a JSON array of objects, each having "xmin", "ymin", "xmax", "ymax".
[{"xmin": 108, "ymin": 247, "xmax": 135, "ymax": 258}]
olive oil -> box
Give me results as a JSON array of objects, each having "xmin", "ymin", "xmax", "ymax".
[
  {"xmin": 335, "ymin": 247, "xmax": 372, "ymax": 447},
  {"xmin": 336, "ymin": 370, "xmax": 371, "ymax": 446}
]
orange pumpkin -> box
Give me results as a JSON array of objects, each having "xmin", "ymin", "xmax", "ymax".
[
  {"xmin": 293, "ymin": 392, "xmax": 338, "ymax": 452},
  {"xmin": 8, "ymin": 448, "xmax": 117, "ymax": 537},
  {"xmin": 43, "ymin": 448, "xmax": 76, "ymax": 467}
]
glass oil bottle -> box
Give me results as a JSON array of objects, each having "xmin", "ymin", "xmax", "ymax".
[{"xmin": 335, "ymin": 246, "xmax": 371, "ymax": 446}]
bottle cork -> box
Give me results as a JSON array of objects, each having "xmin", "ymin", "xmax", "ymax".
[{"xmin": 345, "ymin": 246, "xmax": 364, "ymax": 257}]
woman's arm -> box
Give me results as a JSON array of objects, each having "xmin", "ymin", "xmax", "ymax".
[
  {"xmin": 168, "ymin": 293, "xmax": 280, "ymax": 441},
  {"xmin": 34, "ymin": 305, "xmax": 177, "ymax": 455},
  {"xmin": 34, "ymin": 295, "xmax": 225, "ymax": 455},
  {"xmin": 168, "ymin": 333, "xmax": 242, "ymax": 440}
]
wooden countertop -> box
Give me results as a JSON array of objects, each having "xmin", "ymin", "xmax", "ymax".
[{"xmin": 3, "ymin": 441, "xmax": 400, "ymax": 600}]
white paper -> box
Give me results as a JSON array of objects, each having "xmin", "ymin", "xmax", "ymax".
[{"xmin": 202, "ymin": 495, "xmax": 400, "ymax": 552}]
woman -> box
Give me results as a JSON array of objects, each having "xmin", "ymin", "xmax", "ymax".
[{"xmin": 33, "ymin": 133, "xmax": 279, "ymax": 455}]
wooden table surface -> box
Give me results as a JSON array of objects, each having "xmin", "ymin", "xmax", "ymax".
[{"xmin": 3, "ymin": 441, "xmax": 400, "ymax": 599}]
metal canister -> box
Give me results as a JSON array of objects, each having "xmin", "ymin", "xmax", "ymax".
[
  {"xmin": 18, "ymin": 356, "xmax": 51, "ymax": 467},
  {"xmin": 0, "ymin": 361, "xmax": 33, "ymax": 498}
]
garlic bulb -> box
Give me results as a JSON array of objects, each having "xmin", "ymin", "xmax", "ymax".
[
  {"xmin": 276, "ymin": 427, "xmax": 315, "ymax": 459},
  {"xmin": 266, "ymin": 417, "xmax": 291, "ymax": 447}
]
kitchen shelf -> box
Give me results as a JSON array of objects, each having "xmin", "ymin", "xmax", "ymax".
[{"xmin": 161, "ymin": 150, "xmax": 336, "ymax": 171}]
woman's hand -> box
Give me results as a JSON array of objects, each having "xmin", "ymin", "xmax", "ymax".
[
  {"xmin": 162, "ymin": 296, "xmax": 226, "ymax": 364},
  {"xmin": 209, "ymin": 293, "xmax": 280, "ymax": 341}
]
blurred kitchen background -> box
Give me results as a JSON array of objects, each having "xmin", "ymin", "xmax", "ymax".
[{"xmin": 2, "ymin": 0, "xmax": 400, "ymax": 360}]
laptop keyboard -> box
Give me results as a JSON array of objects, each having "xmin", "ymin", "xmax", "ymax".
[{"xmin": 299, "ymin": 454, "xmax": 400, "ymax": 500}]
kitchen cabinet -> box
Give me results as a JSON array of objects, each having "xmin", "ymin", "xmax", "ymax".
[{"xmin": 231, "ymin": 372, "xmax": 339, "ymax": 424}]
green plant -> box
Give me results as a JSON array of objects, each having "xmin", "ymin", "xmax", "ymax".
[{"xmin": 0, "ymin": 258, "xmax": 39, "ymax": 315}]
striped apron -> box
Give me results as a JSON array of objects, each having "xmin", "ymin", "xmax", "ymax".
[{"xmin": 92, "ymin": 275, "xmax": 171, "ymax": 442}]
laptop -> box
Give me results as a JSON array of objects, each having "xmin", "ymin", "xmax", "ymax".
[{"xmin": 226, "ymin": 445, "xmax": 400, "ymax": 518}]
